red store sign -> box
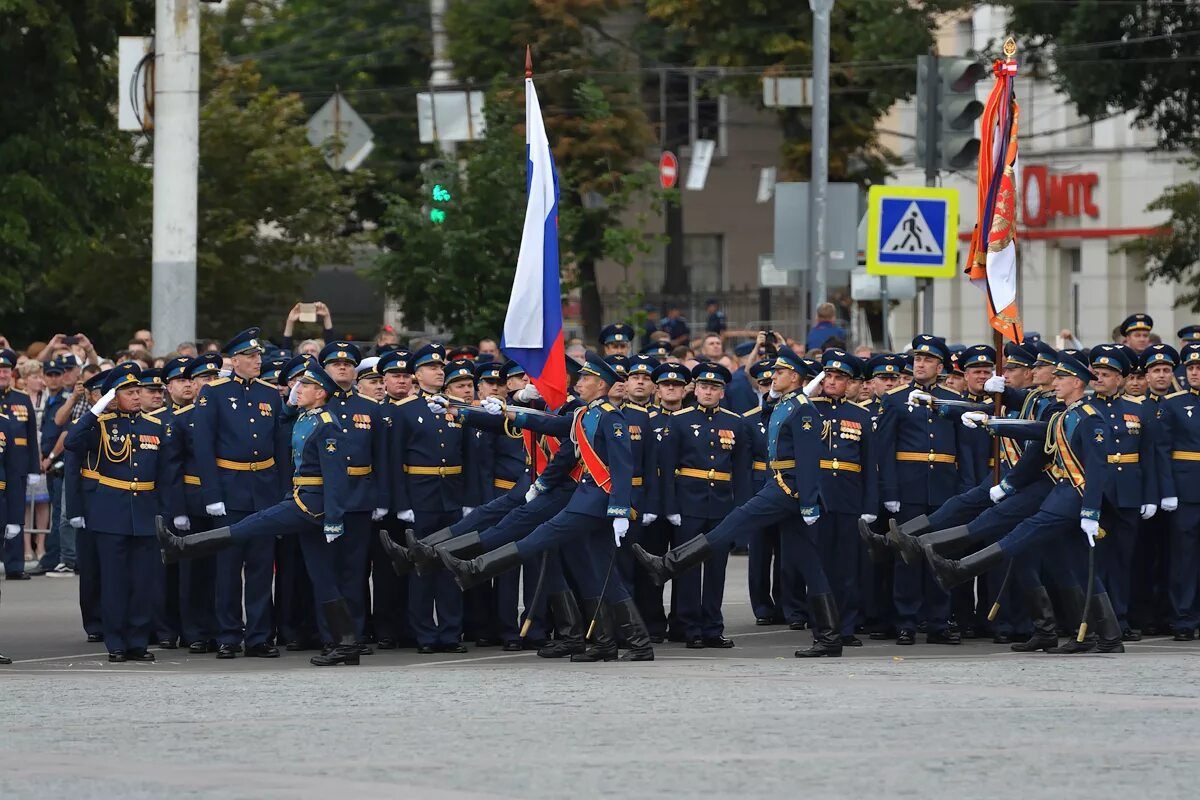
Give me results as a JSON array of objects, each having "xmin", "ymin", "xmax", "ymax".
[{"xmin": 1021, "ymin": 165, "xmax": 1099, "ymax": 227}]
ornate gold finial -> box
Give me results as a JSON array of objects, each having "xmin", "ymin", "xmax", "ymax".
[{"xmin": 1003, "ymin": 37, "xmax": 1017, "ymax": 58}]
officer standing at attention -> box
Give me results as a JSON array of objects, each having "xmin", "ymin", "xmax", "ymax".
[
  {"xmin": 318, "ymin": 341, "xmax": 390, "ymax": 653},
  {"xmin": 876, "ymin": 335, "xmax": 974, "ymax": 646},
  {"xmin": 0, "ymin": 348, "xmax": 35, "ymax": 580},
  {"xmin": 369, "ymin": 348, "xmax": 413, "ymax": 649},
  {"xmin": 66, "ymin": 363, "xmax": 183, "ymax": 663},
  {"xmin": 1158, "ymin": 342, "xmax": 1200, "ymax": 640},
  {"xmin": 600, "ymin": 323, "xmax": 636, "ymax": 357},
  {"xmin": 64, "ymin": 370, "xmax": 109, "ymax": 643},
  {"xmin": 0, "ymin": 387, "xmax": 28, "ymax": 661},
  {"xmin": 809, "ymin": 349, "xmax": 876, "ymax": 646},
  {"xmin": 659, "ymin": 361, "xmax": 750, "ymax": 648},
  {"xmin": 191, "ymin": 328, "xmax": 287, "ymax": 659},
  {"xmin": 390, "ymin": 343, "xmax": 468, "ymax": 654},
  {"xmin": 744, "ymin": 357, "xmax": 784, "ymax": 626}
]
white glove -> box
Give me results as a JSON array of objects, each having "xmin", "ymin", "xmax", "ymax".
[
  {"xmin": 397, "ymin": 509, "xmax": 415, "ymax": 523},
  {"xmin": 768, "ymin": 388, "xmax": 782, "ymax": 400},
  {"xmin": 90, "ymin": 388, "xmax": 117, "ymax": 416},
  {"xmin": 802, "ymin": 370, "xmax": 826, "ymax": 397},
  {"xmin": 803, "ymin": 514, "xmax": 820, "ymax": 526},
  {"xmin": 69, "ymin": 517, "xmax": 86, "ymax": 529},
  {"xmin": 3, "ymin": 524, "xmax": 20, "ymax": 540},
  {"xmin": 612, "ymin": 517, "xmax": 629, "ymax": 546},
  {"xmin": 1162, "ymin": 497, "xmax": 1179, "ymax": 512},
  {"xmin": 907, "ymin": 389, "xmax": 932, "ymax": 407},
  {"xmin": 984, "ymin": 374, "xmax": 1006, "ymax": 393},
  {"xmin": 1081, "ymin": 517, "xmax": 1100, "ymax": 548},
  {"xmin": 426, "ymin": 394, "xmax": 450, "ymax": 415},
  {"xmin": 515, "ymin": 383, "xmax": 541, "ymax": 402},
  {"xmin": 1140, "ymin": 504, "xmax": 1157, "ymax": 520},
  {"xmin": 961, "ymin": 411, "xmax": 989, "ymax": 429},
  {"xmin": 989, "ymin": 484, "xmax": 1008, "ymax": 503},
  {"xmin": 883, "ymin": 501, "xmax": 900, "ymax": 514},
  {"xmin": 860, "ymin": 514, "xmax": 877, "ymax": 524},
  {"xmin": 287, "ymin": 382, "xmax": 302, "ymax": 406},
  {"xmin": 173, "ymin": 515, "xmax": 191, "ymax": 532},
  {"xmin": 641, "ymin": 513, "xmax": 658, "ymax": 525},
  {"xmin": 480, "ymin": 396, "xmax": 504, "ymax": 415},
  {"xmin": 371, "ymin": 507, "xmax": 388, "ymax": 521},
  {"xmin": 27, "ymin": 474, "xmax": 39, "ymax": 486},
  {"xmin": 666, "ymin": 514, "xmax": 682, "ymax": 526},
  {"xmin": 525, "ymin": 485, "xmax": 541, "ymax": 503},
  {"xmin": 205, "ymin": 502, "xmax": 227, "ymax": 517},
  {"xmin": 462, "ymin": 506, "xmax": 474, "ymax": 517}
]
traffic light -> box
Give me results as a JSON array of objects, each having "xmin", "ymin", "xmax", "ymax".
[
  {"xmin": 914, "ymin": 55, "xmax": 986, "ymax": 172},
  {"xmin": 420, "ymin": 160, "xmax": 455, "ymax": 225}
]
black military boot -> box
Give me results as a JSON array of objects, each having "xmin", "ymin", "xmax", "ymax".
[
  {"xmin": 156, "ymin": 516, "xmax": 234, "ymax": 565},
  {"xmin": 1094, "ymin": 592, "xmax": 1126, "ymax": 653},
  {"xmin": 537, "ymin": 591, "xmax": 586, "ymax": 658},
  {"xmin": 795, "ymin": 593, "xmax": 843, "ymax": 658},
  {"xmin": 404, "ymin": 526, "xmax": 456, "ymax": 576},
  {"xmin": 857, "ymin": 517, "xmax": 891, "ymax": 563},
  {"xmin": 632, "ymin": 535, "xmax": 712, "ymax": 587},
  {"xmin": 440, "ymin": 542, "xmax": 521, "ymax": 591},
  {"xmin": 890, "ymin": 521, "xmax": 971, "ymax": 565},
  {"xmin": 924, "ymin": 542, "xmax": 1004, "ymax": 591},
  {"xmin": 309, "ymin": 599, "xmax": 360, "ymax": 667},
  {"xmin": 377, "ymin": 529, "xmax": 413, "ymax": 577},
  {"xmin": 571, "ymin": 599, "xmax": 618, "ymax": 662},
  {"xmin": 1010, "ymin": 586, "xmax": 1059, "ymax": 652},
  {"xmin": 1046, "ymin": 586, "xmax": 1095, "ymax": 653},
  {"xmin": 433, "ymin": 531, "xmax": 484, "ymax": 562},
  {"xmin": 613, "ymin": 598, "xmax": 655, "ymax": 661}
]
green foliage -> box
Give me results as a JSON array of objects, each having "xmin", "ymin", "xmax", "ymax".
[
  {"xmin": 644, "ymin": 0, "xmax": 971, "ymax": 184},
  {"xmin": 1123, "ymin": 154, "xmax": 1200, "ymax": 311}
]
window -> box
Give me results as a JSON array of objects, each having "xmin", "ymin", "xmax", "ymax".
[{"xmin": 684, "ymin": 234, "xmax": 725, "ymax": 293}]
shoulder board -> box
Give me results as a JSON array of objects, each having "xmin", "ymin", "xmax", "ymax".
[
  {"xmin": 141, "ymin": 414, "xmax": 163, "ymax": 426},
  {"xmin": 8, "ymin": 388, "xmax": 28, "ymax": 398},
  {"xmin": 395, "ymin": 395, "xmax": 418, "ymax": 406},
  {"xmin": 851, "ymin": 401, "xmax": 870, "ymax": 411},
  {"xmin": 174, "ymin": 403, "xmax": 195, "ymax": 415},
  {"xmin": 717, "ymin": 407, "xmax": 740, "ymax": 417},
  {"xmin": 600, "ymin": 402, "xmax": 616, "ymax": 412},
  {"xmin": 319, "ymin": 411, "xmax": 334, "ymax": 424},
  {"xmin": 811, "ymin": 396, "xmax": 830, "ymax": 403},
  {"xmin": 647, "ymin": 409, "xmax": 658, "ymax": 418},
  {"xmin": 885, "ymin": 384, "xmax": 909, "ymax": 396},
  {"xmin": 207, "ymin": 377, "xmax": 230, "ymax": 388},
  {"xmin": 254, "ymin": 378, "xmax": 278, "ymax": 390},
  {"xmin": 97, "ymin": 412, "xmax": 116, "ymax": 422},
  {"xmin": 939, "ymin": 387, "xmax": 963, "ymax": 398},
  {"xmin": 624, "ymin": 402, "xmax": 647, "ymax": 413},
  {"xmin": 742, "ymin": 408, "xmax": 760, "ymax": 418},
  {"xmin": 1166, "ymin": 390, "xmax": 1188, "ymax": 400},
  {"xmin": 355, "ymin": 393, "xmax": 380, "ymax": 404},
  {"xmin": 1081, "ymin": 404, "xmax": 1098, "ymax": 416},
  {"xmin": 672, "ymin": 407, "xmax": 695, "ymax": 416},
  {"xmin": 1121, "ymin": 395, "xmax": 1144, "ymax": 404},
  {"xmin": 143, "ymin": 407, "xmax": 164, "ymax": 418}
]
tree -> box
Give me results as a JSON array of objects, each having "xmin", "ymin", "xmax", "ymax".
[
  {"xmin": 1123, "ymin": 154, "xmax": 1200, "ymax": 312},
  {"xmin": 643, "ymin": 0, "xmax": 972, "ymax": 184}
]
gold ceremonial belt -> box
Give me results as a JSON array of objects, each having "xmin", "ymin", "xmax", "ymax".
[
  {"xmin": 819, "ymin": 459, "xmax": 860, "ymax": 473},
  {"xmin": 13, "ymin": 437, "xmax": 27, "ymax": 446},
  {"xmin": 1107, "ymin": 453, "xmax": 1139, "ymax": 464},
  {"xmin": 293, "ymin": 476, "xmax": 323, "ymax": 487},
  {"xmin": 1172, "ymin": 451, "xmax": 1200, "ymax": 462},
  {"xmin": 216, "ymin": 457, "xmax": 275, "ymax": 472},
  {"xmin": 81, "ymin": 469, "xmax": 154, "ymax": 492},
  {"xmin": 184, "ymin": 475, "xmax": 201, "ymax": 486},
  {"xmin": 896, "ymin": 452, "xmax": 956, "ymax": 465},
  {"xmin": 631, "ymin": 477, "xmax": 644, "ymax": 487},
  {"xmin": 494, "ymin": 478, "xmax": 517, "ymax": 490},
  {"xmin": 676, "ymin": 468, "xmax": 732, "ymax": 482},
  {"xmin": 752, "ymin": 460, "xmax": 767, "ymax": 471},
  {"xmin": 404, "ymin": 465, "xmax": 463, "ymax": 476},
  {"xmin": 769, "ymin": 459, "xmax": 796, "ymax": 469},
  {"xmin": 347, "ymin": 465, "xmax": 373, "ymax": 476},
  {"xmin": 0, "ymin": 481, "xmax": 6, "ymax": 490}
]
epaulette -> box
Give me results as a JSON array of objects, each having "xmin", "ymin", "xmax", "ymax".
[
  {"xmin": 1122, "ymin": 395, "xmax": 1144, "ymax": 404},
  {"xmin": 207, "ymin": 377, "xmax": 230, "ymax": 388},
  {"xmin": 1166, "ymin": 390, "xmax": 1188, "ymax": 400},
  {"xmin": 939, "ymin": 386, "xmax": 963, "ymax": 398},
  {"xmin": 254, "ymin": 378, "xmax": 278, "ymax": 390},
  {"xmin": 7, "ymin": 388, "xmax": 28, "ymax": 397},
  {"xmin": 143, "ymin": 407, "xmax": 165, "ymax": 418},
  {"xmin": 174, "ymin": 403, "xmax": 195, "ymax": 415},
  {"xmin": 851, "ymin": 400, "xmax": 870, "ymax": 410},
  {"xmin": 624, "ymin": 402, "xmax": 647, "ymax": 412},
  {"xmin": 141, "ymin": 413, "xmax": 163, "ymax": 426},
  {"xmin": 393, "ymin": 395, "xmax": 418, "ymax": 406},
  {"xmin": 742, "ymin": 408, "xmax": 759, "ymax": 418},
  {"xmin": 97, "ymin": 412, "xmax": 116, "ymax": 422},
  {"xmin": 600, "ymin": 402, "xmax": 616, "ymax": 412},
  {"xmin": 811, "ymin": 396, "xmax": 831, "ymax": 403},
  {"xmin": 672, "ymin": 407, "xmax": 695, "ymax": 416},
  {"xmin": 647, "ymin": 409, "xmax": 658, "ymax": 418},
  {"xmin": 1081, "ymin": 404, "xmax": 1097, "ymax": 416},
  {"xmin": 885, "ymin": 383, "xmax": 909, "ymax": 396},
  {"xmin": 320, "ymin": 411, "xmax": 334, "ymax": 424},
  {"xmin": 355, "ymin": 391, "xmax": 381, "ymax": 404},
  {"xmin": 717, "ymin": 407, "xmax": 740, "ymax": 418}
]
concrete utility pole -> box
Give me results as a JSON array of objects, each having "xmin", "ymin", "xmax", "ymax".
[
  {"xmin": 922, "ymin": 50, "xmax": 939, "ymax": 335},
  {"xmin": 151, "ymin": 0, "xmax": 200, "ymax": 357},
  {"xmin": 429, "ymin": 0, "xmax": 456, "ymax": 162},
  {"xmin": 808, "ymin": 0, "xmax": 834, "ymax": 319}
]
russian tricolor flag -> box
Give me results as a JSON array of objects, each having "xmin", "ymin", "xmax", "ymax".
[{"xmin": 502, "ymin": 70, "xmax": 568, "ymax": 409}]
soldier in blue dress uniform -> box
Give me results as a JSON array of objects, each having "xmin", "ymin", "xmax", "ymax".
[
  {"xmin": 190, "ymin": 328, "xmax": 288, "ymax": 659},
  {"xmin": 601, "ymin": 323, "xmax": 635, "ymax": 357},
  {"xmin": 809, "ymin": 349, "xmax": 876, "ymax": 646},
  {"xmin": 1158, "ymin": 342, "xmax": 1200, "ymax": 640},
  {"xmin": 743, "ymin": 358, "xmax": 784, "ymax": 626},
  {"xmin": 64, "ymin": 370, "xmax": 108, "ymax": 643},
  {"xmin": 158, "ymin": 367, "xmax": 363, "ymax": 666},
  {"xmin": 657, "ymin": 361, "xmax": 750, "ymax": 648},
  {"xmin": 0, "ymin": 386, "xmax": 29, "ymax": 662},
  {"xmin": 0, "ymin": 348, "xmax": 36, "ymax": 580},
  {"xmin": 66, "ymin": 363, "xmax": 183, "ymax": 662},
  {"xmin": 634, "ymin": 347, "xmax": 842, "ymax": 658}
]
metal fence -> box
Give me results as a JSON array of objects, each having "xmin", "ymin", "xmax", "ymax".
[{"xmin": 600, "ymin": 287, "xmax": 815, "ymax": 345}]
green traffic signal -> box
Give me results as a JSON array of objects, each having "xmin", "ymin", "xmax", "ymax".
[
  {"xmin": 430, "ymin": 208, "xmax": 447, "ymax": 224},
  {"xmin": 432, "ymin": 184, "xmax": 452, "ymax": 203}
]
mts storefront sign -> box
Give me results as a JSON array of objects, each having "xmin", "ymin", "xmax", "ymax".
[{"xmin": 1021, "ymin": 165, "xmax": 1099, "ymax": 227}]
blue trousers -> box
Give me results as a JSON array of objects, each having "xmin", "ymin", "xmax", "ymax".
[
  {"xmin": 366, "ymin": 522, "xmax": 408, "ymax": 644},
  {"xmin": 1168, "ymin": 502, "xmax": 1200, "ymax": 631},
  {"xmin": 556, "ymin": 520, "xmax": 631, "ymax": 603},
  {"xmin": 215, "ymin": 509, "xmax": 275, "ymax": 647},
  {"xmin": 478, "ymin": 484, "xmax": 573, "ymax": 550},
  {"xmin": 452, "ymin": 482, "xmax": 528, "ymax": 536},
  {"xmin": 673, "ymin": 515, "xmax": 730, "ymax": 638},
  {"xmin": 94, "ymin": 532, "xmax": 157, "ymax": 653},
  {"xmin": 76, "ymin": 527, "xmax": 103, "ymax": 637},
  {"xmin": 275, "ymin": 534, "xmax": 317, "ymax": 645},
  {"xmin": 39, "ymin": 474, "xmax": 65, "ymax": 570},
  {"xmin": 634, "ymin": 519, "xmax": 671, "ymax": 636},
  {"xmin": 409, "ymin": 510, "xmax": 464, "ymax": 648},
  {"xmin": 747, "ymin": 523, "xmax": 782, "ymax": 621},
  {"xmin": 1100, "ymin": 503, "xmax": 1140, "ymax": 630},
  {"xmin": 893, "ymin": 503, "xmax": 950, "ymax": 633},
  {"xmin": 817, "ymin": 511, "xmax": 860, "ymax": 635}
]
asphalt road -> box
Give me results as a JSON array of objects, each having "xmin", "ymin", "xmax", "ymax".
[{"xmin": 3, "ymin": 559, "xmax": 1200, "ymax": 799}]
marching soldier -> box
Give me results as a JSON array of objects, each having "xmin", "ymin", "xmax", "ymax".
[{"xmin": 1159, "ymin": 342, "xmax": 1200, "ymax": 640}]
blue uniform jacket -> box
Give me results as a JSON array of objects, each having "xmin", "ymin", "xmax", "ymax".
[
  {"xmin": 743, "ymin": 405, "xmax": 769, "ymax": 489},
  {"xmin": 722, "ymin": 369, "xmax": 759, "ymax": 414},
  {"xmin": 877, "ymin": 382, "xmax": 974, "ymax": 507},
  {"xmin": 1091, "ymin": 393, "xmax": 1157, "ymax": 509},
  {"xmin": 325, "ymin": 388, "xmax": 389, "ymax": 513},
  {"xmin": 660, "ymin": 404, "xmax": 750, "ymax": 519},
  {"xmin": 289, "ymin": 406, "xmax": 349, "ymax": 535},
  {"xmin": 766, "ymin": 391, "xmax": 822, "ymax": 518},
  {"xmin": 64, "ymin": 410, "xmax": 183, "ymax": 536},
  {"xmin": 40, "ymin": 390, "xmax": 67, "ymax": 459},
  {"xmin": 1157, "ymin": 386, "xmax": 1200, "ymax": 504},
  {"xmin": 0, "ymin": 412, "xmax": 26, "ymax": 524},
  {"xmin": 810, "ymin": 396, "xmax": 877, "ymax": 514},
  {"xmin": 619, "ymin": 402, "xmax": 659, "ymax": 517},
  {"xmin": 0, "ymin": 387, "xmax": 37, "ymax": 477},
  {"xmin": 169, "ymin": 404, "xmax": 207, "ymax": 518},
  {"xmin": 62, "ymin": 449, "xmax": 87, "ymax": 520},
  {"xmin": 389, "ymin": 390, "xmax": 467, "ymax": 514},
  {"xmin": 460, "ymin": 411, "xmax": 529, "ymax": 503},
  {"xmin": 531, "ymin": 398, "xmax": 634, "ymax": 519},
  {"xmin": 190, "ymin": 375, "xmax": 288, "ymax": 512}
]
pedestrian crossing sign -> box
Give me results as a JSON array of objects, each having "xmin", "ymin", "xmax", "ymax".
[{"xmin": 865, "ymin": 185, "xmax": 959, "ymax": 278}]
